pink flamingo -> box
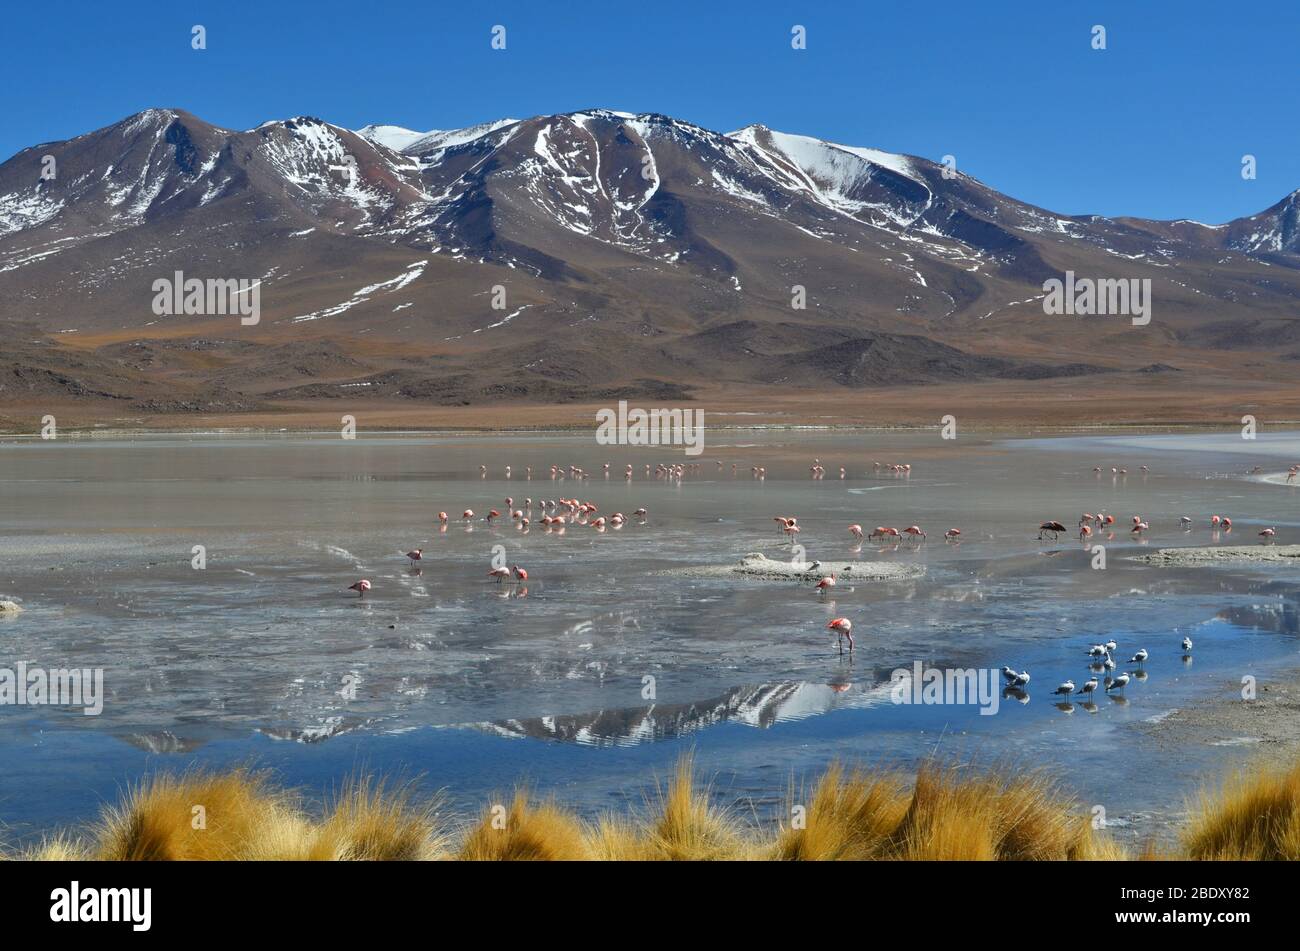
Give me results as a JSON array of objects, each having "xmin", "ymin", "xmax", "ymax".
[
  {"xmin": 487, "ymin": 567, "xmax": 510, "ymax": 583},
  {"xmin": 902, "ymin": 525, "xmax": 926, "ymax": 541},
  {"xmin": 816, "ymin": 574, "xmax": 836, "ymax": 593},
  {"xmin": 944, "ymin": 528, "xmax": 961, "ymax": 540},
  {"xmin": 512, "ymin": 565, "xmax": 529, "ymax": 581},
  {"xmin": 438, "ymin": 512, "xmax": 448, "ymax": 524},
  {"xmin": 348, "ymin": 579, "xmax": 371, "ymax": 598},
  {"xmin": 848, "ymin": 524, "xmax": 864, "ymax": 540},
  {"xmin": 1079, "ymin": 524, "xmax": 1092, "ymax": 539},
  {"xmin": 1260, "ymin": 527, "xmax": 1276, "ymax": 542},
  {"xmin": 405, "ymin": 548, "xmax": 423, "ymax": 565},
  {"xmin": 1131, "ymin": 521, "xmax": 1149, "ymax": 534},
  {"xmin": 827, "ymin": 617, "xmax": 854, "ymax": 652},
  {"xmin": 870, "ymin": 526, "xmax": 900, "ymax": 540},
  {"xmin": 462, "ymin": 509, "xmax": 474, "ymax": 521}
]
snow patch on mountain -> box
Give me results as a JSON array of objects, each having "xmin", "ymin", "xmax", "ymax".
[{"xmin": 291, "ymin": 260, "xmax": 428, "ymax": 322}]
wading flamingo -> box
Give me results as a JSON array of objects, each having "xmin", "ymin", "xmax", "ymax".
[
  {"xmin": 827, "ymin": 617, "xmax": 854, "ymax": 652},
  {"xmin": 348, "ymin": 579, "xmax": 371, "ymax": 598},
  {"xmin": 405, "ymin": 548, "xmax": 423, "ymax": 565}
]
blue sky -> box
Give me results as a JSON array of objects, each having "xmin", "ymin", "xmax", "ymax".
[{"xmin": 3, "ymin": 0, "xmax": 1296, "ymax": 223}]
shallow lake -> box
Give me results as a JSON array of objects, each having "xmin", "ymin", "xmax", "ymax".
[{"xmin": 1, "ymin": 429, "xmax": 1297, "ymax": 842}]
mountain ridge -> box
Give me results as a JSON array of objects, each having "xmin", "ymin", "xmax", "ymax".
[{"xmin": 2, "ymin": 107, "xmax": 1299, "ymax": 422}]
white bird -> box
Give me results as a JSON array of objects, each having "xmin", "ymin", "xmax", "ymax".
[
  {"xmin": 1106, "ymin": 672, "xmax": 1131, "ymax": 693},
  {"xmin": 1104, "ymin": 639, "xmax": 1117, "ymax": 652},
  {"xmin": 1129, "ymin": 649, "xmax": 1149, "ymax": 665},
  {"xmin": 1002, "ymin": 666, "xmax": 1020, "ymax": 684},
  {"xmin": 1052, "ymin": 680, "xmax": 1076, "ymax": 697},
  {"xmin": 1182, "ymin": 636, "xmax": 1193, "ymax": 652},
  {"xmin": 1103, "ymin": 654, "xmax": 1117, "ymax": 671},
  {"xmin": 1087, "ymin": 644, "xmax": 1107, "ymax": 658},
  {"xmin": 1011, "ymin": 670, "xmax": 1031, "ymax": 688},
  {"xmin": 1077, "ymin": 677, "xmax": 1099, "ymax": 697}
]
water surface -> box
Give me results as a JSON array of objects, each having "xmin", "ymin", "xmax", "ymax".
[{"xmin": 1, "ymin": 430, "xmax": 1297, "ymax": 842}]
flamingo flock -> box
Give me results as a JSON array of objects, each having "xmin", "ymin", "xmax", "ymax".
[
  {"xmin": 347, "ymin": 491, "xmax": 650, "ymax": 599},
  {"xmin": 343, "ymin": 454, "xmax": 1289, "ymax": 678}
]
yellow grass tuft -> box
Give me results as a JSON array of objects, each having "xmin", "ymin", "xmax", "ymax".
[
  {"xmin": 94, "ymin": 768, "xmax": 297, "ymax": 861},
  {"xmin": 890, "ymin": 766, "xmax": 1114, "ymax": 860},
  {"xmin": 771, "ymin": 763, "xmax": 910, "ymax": 860},
  {"xmin": 632, "ymin": 756, "xmax": 754, "ymax": 860},
  {"xmin": 11, "ymin": 834, "xmax": 93, "ymax": 861},
  {"xmin": 311, "ymin": 776, "xmax": 446, "ymax": 861},
  {"xmin": 458, "ymin": 791, "xmax": 591, "ymax": 860},
  {"xmin": 773, "ymin": 763, "xmax": 1125, "ymax": 861},
  {"xmin": 1183, "ymin": 760, "xmax": 1300, "ymax": 860}
]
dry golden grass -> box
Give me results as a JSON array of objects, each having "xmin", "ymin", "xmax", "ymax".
[
  {"xmin": 1183, "ymin": 760, "xmax": 1300, "ymax": 860},
  {"xmin": 311, "ymin": 777, "xmax": 446, "ymax": 861},
  {"xmin": 458, "ymin": 791, "xmax": 592, "ymax": 861},
  {"xmin": 771, "ymin": 763, "xmax": 1124, "ymax": 861},
  {"xmin": 609, "ymin": 756, "xmax": 755, "ymax": 860},
  {"xmin": 10, "ymin": 834, "xmax": 92, "ymax": 861},
  {"xmin": 771, "ymin": 763, "xmax": 910, "ymax": 860},
  {"xmin": 93, "ymin": 768, "xmax": 298, "ymax": 861},
  {"xmin": 8, "ymin": 756, "xmax": 1300, "ymax": 860}
]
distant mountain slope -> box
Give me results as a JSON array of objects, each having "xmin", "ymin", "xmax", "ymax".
[{"xmin": 1, "ymin": 107, "xmax": 1298, "ymax": 414}]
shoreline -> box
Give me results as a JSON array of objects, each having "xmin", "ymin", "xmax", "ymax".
[
  {"xmin": 3, "ymin": 422, "xmax": 1299, "ymax": 441},
  {"xmin": 1137, "ymin": 673, "xmax": 1300, "ymax": 774},
  {"xmin": 1135, "ymin": 545, "xmax": 1300, "ymax": 566}
]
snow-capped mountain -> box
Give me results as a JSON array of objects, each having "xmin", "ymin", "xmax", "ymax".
[{"xmin": 2, "ymin": 107, "xmax": 1299, "ymax": 415}]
